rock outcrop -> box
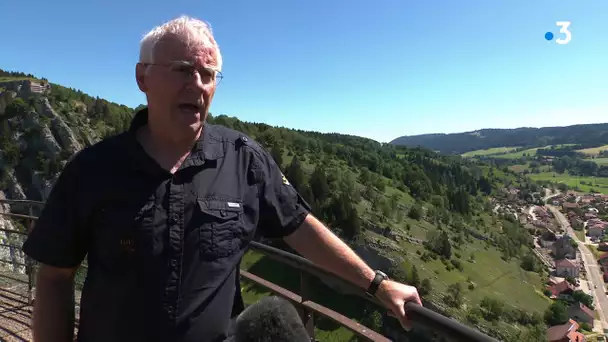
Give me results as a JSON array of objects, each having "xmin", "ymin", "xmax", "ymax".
[
  {"xmin": 0, "ymin": 80, "xmax": 100, "ymax": 275},
  {"xmin": 36, "ymin": 98, "xmax": 82, "ymax": 153},
  {"xmin": 0, "ymin": 192, "xmax": 26, "ymax": 274}
]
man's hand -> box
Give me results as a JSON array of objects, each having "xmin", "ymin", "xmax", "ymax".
[
  {"xmin": 376, "ymin": 280, "xmax": 422, "ymax": 331},
  {"xmin": 284, "ymin": 215, "xmax": 423, "ymax": 331}
]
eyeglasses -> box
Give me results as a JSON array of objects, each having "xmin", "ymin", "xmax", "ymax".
[{"xmin": 142, "ymin": 60, "xmax": 223, "ymax": 85}]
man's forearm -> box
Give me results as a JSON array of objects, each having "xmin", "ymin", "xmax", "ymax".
[
  {"xmin": 284, "ymin": 214, "xmax": 375, "ymax": 290},
  {"xmin": 33, "ymin": 266, "xmax": 76, "ymax": 342}
]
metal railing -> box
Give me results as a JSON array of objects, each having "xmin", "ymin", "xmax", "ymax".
[{"xmin": 0, "ymin": 199, "xmax": 499, "ymax": 342}]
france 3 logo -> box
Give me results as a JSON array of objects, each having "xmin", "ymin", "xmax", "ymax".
[{"xmin": 545, "ymin": 21, "xmax": 572, "ymax": 45}]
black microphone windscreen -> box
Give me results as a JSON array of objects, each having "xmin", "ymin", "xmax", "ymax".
[{"xmin": 233, "ymin": 296, "xmax": 310, "ymax": 342}]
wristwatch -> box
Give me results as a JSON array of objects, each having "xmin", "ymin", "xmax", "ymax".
[{"xmin": 365, "ymin": 270, "xmax": 389, "ymax": 297}]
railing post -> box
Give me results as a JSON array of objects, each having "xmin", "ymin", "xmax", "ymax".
[
  {"xmin": 26, "ymin": 206, "xmax": 35, "ymax": 305},
  {"xmin": 298, "ymin": 270, "xmax": 315, "ymax": 341}
]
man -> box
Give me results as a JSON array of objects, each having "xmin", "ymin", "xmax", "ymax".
[{"xmin": 22, "ymin": 15, "xmax": 421, "ymax": 342}]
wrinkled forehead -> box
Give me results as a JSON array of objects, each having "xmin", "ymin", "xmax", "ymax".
[{"xmin": 153, "ymin": 34, "xmax": 220, "ymax": 69}]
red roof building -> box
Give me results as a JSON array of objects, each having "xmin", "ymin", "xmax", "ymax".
[
  {"xmin": 547, "ymin": 281, "xmax": 575, "ymax": 299},
  {"xmin": 547, "ymin": 319, "xmax": 586, "ymax": 342}
]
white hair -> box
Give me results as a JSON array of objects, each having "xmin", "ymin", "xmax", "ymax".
[{"xmin": 139, "ymin": 15, "xmax": 223, "ymax": 71}]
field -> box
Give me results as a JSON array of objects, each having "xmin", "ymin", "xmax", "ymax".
[
  {"xmin": 461, "ymin": 146, "xmax": 520, "ymax": 157},
  {"xmin": 395, "ymin": 238, "xmax": 550, "ymax": 310},
  {"xmin": 528, "ymin": 172, "xmax": 608, "ymax": 194},
  {"xmin": 590, "ymin": 157, "xmax": 608, "ymax": 166},
  {"xmin": 495, "ymin": 147, "xmax": 547, "ymax": 159},
  {"xmin": 462, "ymin": 144, "xmax": 577, "ymax": 160},
  {"xmin": 577, "ymin": 145, "xmax": 608, "ymax": 156},
  {"xmin": 508, "ymin": 163, "xmax": 553, "ymax": 173}
]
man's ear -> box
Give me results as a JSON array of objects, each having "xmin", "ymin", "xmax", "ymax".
[{"xmin": 135, "ymin": 63, "xmax": 148, "ymax": 92}]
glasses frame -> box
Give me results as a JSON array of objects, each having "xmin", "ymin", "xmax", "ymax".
[{"xmin": 141, "ymin": 60, "xmax": 223, "ymax": 85}]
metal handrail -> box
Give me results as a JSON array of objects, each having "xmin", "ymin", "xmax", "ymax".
[
  {"xmin": 0, "ymin": 199, "xmax": 499, "ymax": 342},
  {"xmin": 248, "ymin": 241, "xmax": 498, "ymax": 342}
]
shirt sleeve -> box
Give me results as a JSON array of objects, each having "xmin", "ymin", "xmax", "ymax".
[
  {"xmin": 256, "ymin": 149, "xmax": 311, "ymax": 238},
  {"xmin": 22, "ymin": 155, "xmax": 89, "ymax": 268}
]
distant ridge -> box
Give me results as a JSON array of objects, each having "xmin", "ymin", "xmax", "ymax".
[{"xmin": 390, "ymin": 122, "xmax": 608, "ymax": 155}]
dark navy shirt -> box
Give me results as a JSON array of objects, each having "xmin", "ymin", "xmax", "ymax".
[{"xmin": 22, "ymin": 108, "xmax": 311, "ymax": 342}]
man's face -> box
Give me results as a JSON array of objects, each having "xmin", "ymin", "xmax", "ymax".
[{"xmin": 136, "ymin": 35, "xmax": 219, "ymax": 138}]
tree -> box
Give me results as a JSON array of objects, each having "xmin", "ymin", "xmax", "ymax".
[
  {"xmin": 408, "ymin": 204, "xmax": 422, "ymax": 220},
  {"xmin": 270, "ymin": 144, "xmax": 283, "ymax": 169},
  {"xmin": 430, "ymin": 195, "xmax": 444, "ymax": 208},
  {"xmin": 444, "ymin": 283, "xmax": 463, "ymax": 308},
  {"xmin": 571, "ymin": 290, "xmax": 594, "ymax": 310},
  {"xmin": 480, "ymin": 296, "xmax": 505, "ymax": 322},
  {"xmin": 284, "ymin": 156, "xmax": 306, "ymax": 191},
  {"xmin": 309, "ymin": 165, "xmax": 330, "ymax": 202},
  {"xmin": 410, "ymin": 265, "xmax": 420, "ymax": 288},
  {"xmin": 419, "ymin": 278, "xmax": 432, "ymax": 297},
  {"xmin": 360, "ymin": 306, "xmax": 383, "ymax": 332},
  {"xmin": 544, "ymin": 301, "xmax": 568, "ymax": 326},
  {"xmin": 327, "ymin": 193, "xmax": 362, "ymax": 241},
  {"xmin": 5, "ymin": 98, "xmax": 29, "ymax": 117},
  {"xmin": 428, "ymin": 231, "xmax": 452, "ymax": 259},
  {"xmin": 521, "ymin": 253, "xmax": 540, "ymax": 272},
  {"xmin": 517, "ymin": 323, "xmax": 548, "ymax": 342}
]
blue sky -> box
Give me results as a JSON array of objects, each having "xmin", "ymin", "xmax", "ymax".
[{"xmin": 1, "ymin": 0, "xmax": 606, "ymax": 142}]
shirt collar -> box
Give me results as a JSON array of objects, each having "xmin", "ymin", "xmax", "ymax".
[{"xmin": 127, "ymin": 107, "xmax": 225, "ymax": 165}]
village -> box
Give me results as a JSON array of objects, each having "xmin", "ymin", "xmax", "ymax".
[
  {"xmin": 531, "ymin": 190, "xmax": 608, "ymax": 341},
  {"xmin": 492, "ymin": 187, "xmax": 608, "ymax": 341}
]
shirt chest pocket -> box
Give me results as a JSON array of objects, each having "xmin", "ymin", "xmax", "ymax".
[
  {"xmin": 196, "ymin": 198, "xmax": 246, "ymax": 260},
  {"xmin": 95, "ymin": 198, "xmax": 158, "ymax": 270}
]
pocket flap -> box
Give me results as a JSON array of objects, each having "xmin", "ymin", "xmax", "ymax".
[{"xmin": 198, "ymin": 199, "xmax": 243, "ymax": 211}]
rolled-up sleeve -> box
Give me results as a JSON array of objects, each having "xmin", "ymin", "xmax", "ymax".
[
  {"xmin": 22, "ymin": 156, "xmax": 89, "ymax": 268},
  {"xmin": 256, "ymin": 150, "xmax": 311, "ymax": 238}
]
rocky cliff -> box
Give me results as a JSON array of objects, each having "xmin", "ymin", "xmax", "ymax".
[{"xmin": 0, "ymin": 72, "xmax": 133, "ymax": 274}]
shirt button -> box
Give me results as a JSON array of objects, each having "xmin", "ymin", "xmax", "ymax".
[
  {"xmin": 241, "ymin": 136, "xmax": 248, "ymax": 143},
  {"xmin": 171, "ymin": 259, "xmax": 177, "ymax": 267}
]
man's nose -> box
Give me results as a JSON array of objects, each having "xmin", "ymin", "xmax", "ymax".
[{"xmin": 184, "ymin": 72, "xmax": 208, "ymax": 91}]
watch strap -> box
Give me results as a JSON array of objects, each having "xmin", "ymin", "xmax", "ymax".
[{"xmin": 365, "ymin": 270, "xmax": 388, "ymax": 297}]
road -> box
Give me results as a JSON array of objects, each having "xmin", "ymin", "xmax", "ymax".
[{"xmin": 547, "ymin": 205, "xmax": 608, "ymax": 330}]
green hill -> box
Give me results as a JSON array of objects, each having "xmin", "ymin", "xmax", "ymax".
[
  {"xmin": 0, "ymin": 68, "xmax": 549, "ymax": 341},
  {"xmin": 391, "ymin": 124, "xmax": 608, "ymax": 155}
]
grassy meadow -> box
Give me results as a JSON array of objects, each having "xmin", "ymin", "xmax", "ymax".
[
  {"xmin": 461, "ymin": 144, "xmax": 577, "ymax": 160},
  {"xmin": 461, "ymin": 146, "xmax": 521, "ymax": 157},
  {"xmin": 528, "ymin": 172, "xmax": 608, "ymax": 194},
  {"xmin": 576, "ymin": 145, "xmax": 608, "ymax": 156},
  {"xmin": 462, "ymin": 144, "xmax": 608, "ymax": 195}
]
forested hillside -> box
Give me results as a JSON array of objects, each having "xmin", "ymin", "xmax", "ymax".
[
  {"xmin": 0, "ymin": 68, "xmax": 550, "ymax": 341},
  {"xmin": 391, "ymin": 124, "xmax": 608, "ymax": 155}
]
